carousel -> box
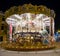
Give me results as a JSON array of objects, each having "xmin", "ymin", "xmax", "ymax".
[{"xmin": 2, "ymin": 4, "xmax": 56, "ymax": 51}]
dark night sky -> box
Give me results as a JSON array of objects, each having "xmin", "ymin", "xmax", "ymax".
[{"xmin": 0, "ymin": 0, "xmax": 60, "ymax": 31}]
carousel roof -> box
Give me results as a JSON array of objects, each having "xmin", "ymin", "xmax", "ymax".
[
  {"xmin": 5, "ymin": 4, "xmax": 55, "ymax": 27},
  {"xmin": 6, "ymin": 13, "xmax": 50, "ymax": 27},
  {"xmin": 5, "ymin": 4, "xmax": 55, "ymax": 18}
]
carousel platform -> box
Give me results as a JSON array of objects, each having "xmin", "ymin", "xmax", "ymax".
[
  {"xmin": 0, "ymin": 43, "xmax": 57, "ymax": 56},
  {"xmin": 0, "ymin": 41, "xmax": 55, "ymax": 51}
]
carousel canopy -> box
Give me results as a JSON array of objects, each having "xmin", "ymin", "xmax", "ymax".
[
  {"xmin": 5, "ymin": 4, "xmax": 55, "ymax": 19},
  {"xmin": 6, "ymin": 13, "xmax": 50, "ymax": 27}
]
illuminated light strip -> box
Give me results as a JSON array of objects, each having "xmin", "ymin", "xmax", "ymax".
[
  {"xmin": 43, "ymin": 17, "xmax": 50, "ymax": 21},
  {"xmin": 10, "ymin": 15, "xmax": 19, "ymax": 20},
  {"xmin": 26, "ymin": 13, "xmax": 31, "ymax": 19},
  {"xmin": 14, "ymin": 14, "xmax": 22, "ymax": 20},
  {"xmin": 44, "ymin": 19, "xmax": 50, "ymax": 21},
  {"xmin": 45, "ymin": 21, "xmax": 50, "ymax": 23},
  {"xmin": 6, "ymin": 19, "xmax": 17, "ymax": 23},
  {"xmin": 36, "ymin": 14, "xmax": 45, "ymax": 19},
  {"xmin": 7, "ymin": 18, "xmax": 17, "ymax": 22},
  {"xmin": 9, "ymin": 14, "xmax": 21, "ymax": 21},
  {"xmin": 45, "ymin": 23, "xmax": 50, "ymax": 26}
]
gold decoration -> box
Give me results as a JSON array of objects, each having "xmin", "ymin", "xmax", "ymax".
[{"xmin": 5, "ymin": 4, "xmax": 55, "ymax": 18}]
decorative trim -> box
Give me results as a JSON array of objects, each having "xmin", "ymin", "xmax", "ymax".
[{"xmin": 5, "ymin": 4, "xmax": 55, "ymax": 18}]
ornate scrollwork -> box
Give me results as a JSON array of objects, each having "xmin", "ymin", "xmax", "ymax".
[{"xmin": 5, "ymin": 4, "xmax": 55, "ymax": 18}]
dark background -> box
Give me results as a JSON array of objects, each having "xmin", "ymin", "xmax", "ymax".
[{"xmin": 0, "ymin": 0, "xmax": 60, "ymax": 32}]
